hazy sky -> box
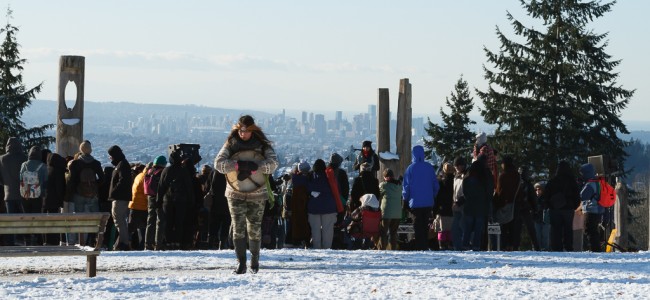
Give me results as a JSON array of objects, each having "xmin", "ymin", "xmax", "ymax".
[{"xmin": 5, "ymin": 1, "xmax": 648, "ymax": 121}]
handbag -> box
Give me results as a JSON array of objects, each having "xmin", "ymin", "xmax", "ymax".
[
  {"xmin": 493, "ymin": 178, "xmax": 521, "ymax": 225},
  {"xmin": 493, "ymin": 202, "xmax": 515, "ymax": 224}
]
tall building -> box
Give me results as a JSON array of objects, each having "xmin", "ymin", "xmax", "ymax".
[
  {"xmin": 314, "ymin": 114, "xmax": 326, "ymax": 139},
  {"xmin": 368, "ymin": 104, "xmax": 377, "ymax": 133},
  {"xmin": 335, "ymin": 111, "xmax": 343, "ymax": 130}
]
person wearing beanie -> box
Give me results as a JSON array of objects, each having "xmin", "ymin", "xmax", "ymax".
[
  {"xmin": 214, "ymin": 115, "xmax": 278, "ymax": 274},
  {"xmin": 79, "ymin": 140, "xmax": 92, "ymax": 155},
  {"xmin": 353, "ymin": 140, "xmax": 380, "ymax": 173},
  {"xmin": 350, "ymin": 161, "xmax": 380, "ymax": 212},
  {"xmin": 68, "ymin": 140, "xmax": 104, "ymax": 223},
  {"xmin": 144, "ymin": 155, "xmax": 167, "ymax": 250},
  {"xmin": 533, "ymin": 181, "xmax": 550, "ymax": 251},
  {"xmin": 579, "ymin": 163, "xmax": 605, "ymax": 252},
  {"xmin": 107, "ymin": 145, "xmax": 133, "ymax": 251},
  {"xmin": 153, "ymin": 155, "xmax": 167, "ymax": 167},
  {"xmin": 472, "ymin": 132, "xmax": 497, "ymax": 187},
  {"xmin": 327, "ymin": 152, "xmax": 349, "ymax": 206},
  {"xmin": 378, "ymin": 168, "xmax": 402, "ymax": 250}
]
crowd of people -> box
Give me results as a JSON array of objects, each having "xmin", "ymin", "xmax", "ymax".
[{"xmin": 0, "ymin": 117, "xmax": 612, "ymax": 273}]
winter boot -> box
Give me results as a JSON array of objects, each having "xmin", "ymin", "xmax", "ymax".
[
  {"xmin": 233, "ymin": 239, "xmax": 247, "ymax": 274},
  {"xmin": 249, "ymin": 239, "xmax": 261, "ymax": 274}
]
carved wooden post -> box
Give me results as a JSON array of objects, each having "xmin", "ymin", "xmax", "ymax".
[
  {"xmin": 396, "ymin": 78, "xmax": 412, "ymax": 177},
  {"xmin": 377, "ymin": 88, "xmax": 399, "ymax": 178},
  {"xmin": 56, "ymin": 56, "xmax": 85, "ymax": 157},
  {"xmin": 614, "ymin": 177, "xmax": 628, "ymax": 250}
]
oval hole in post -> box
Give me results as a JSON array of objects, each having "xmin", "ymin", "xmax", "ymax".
[{"xmin": 64, "ymin": 81, "xmax": 77, "ymax": 110}]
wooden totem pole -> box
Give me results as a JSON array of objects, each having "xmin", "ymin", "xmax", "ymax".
[{"xmin": 56, "ymin": 56, "xmax": 85, "ymax": 157}]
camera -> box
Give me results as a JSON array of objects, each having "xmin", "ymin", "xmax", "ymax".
[{"xmin": 167, "ymin": 143, "xmax": 202, "ymax": 165}]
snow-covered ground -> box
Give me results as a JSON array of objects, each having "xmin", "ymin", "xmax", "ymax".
[{"xmin": 1, "ymin": 249, "xmax": 649, "ymax": 299}]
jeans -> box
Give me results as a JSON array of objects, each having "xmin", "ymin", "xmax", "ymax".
[
  {"xmin": 72, "ymin": 194, "xmax": 99, "ymax": 213},
  {"xmin": 145, "ymin": 196, "xmax": 158, "ymax": 248},
  {"xmin": 535, "ymin": 222, "xmax": 551, "ymax": 251},
  {"xmin": 451, "ymin": 209, "xmax": 464, "ymax": 250},
  {"xmin": 462, "ymin": 215, "xmax": 486, "ymax": 251},
  {"xmin": 549, "ymin": 209, "xmax": 574, "ymax": 251}
]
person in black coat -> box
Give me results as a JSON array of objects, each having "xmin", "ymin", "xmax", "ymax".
[
  {"xmin": 43, "ymin": 153, "xmax": 67, "ymax": 245},
  {"xmin": 544, "ymin": 160, "xmax": 580, "ymax": 252},
  {"xmin": 350, "ymin": 163, "xmax": 380, "ymax": 212},
  {"xmin": 207, "ymin": 168, "xmax": 231, "ymax": 249},
  {"xmin": 156, "ymin": 151, "xmax": 194, "ymax": 250},
  {"xmin": 107, "ymin": 145, "xmax": 133, "ymax": 251}
]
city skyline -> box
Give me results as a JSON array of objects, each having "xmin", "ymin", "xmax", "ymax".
[{"xmin": 4, "ymin": 1, "xmax": 647, "ymax": 122}]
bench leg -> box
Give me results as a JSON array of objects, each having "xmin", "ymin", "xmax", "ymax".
[{"xmin": 87, "ymin": 255, "xmax": 97, "ymax": 277}]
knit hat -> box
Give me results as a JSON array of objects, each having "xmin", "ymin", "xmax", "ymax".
[
  {"xmin": 362, "ymin": 140, "xmax": 372, "ymax": 148},
  {"xmin": 153, "ymin": 155, "xmax": 167, "ymax": 167},
  {"xmin": 79, "ymin": 140, "xmax": 92, "ymax": 155},
  {"xmin": 298, "ymin": 160, "xmax": 311, "ymax": 173},
  {"xmin": 476, "ymin": 132, "xmax": 487, "ymax": 145}
]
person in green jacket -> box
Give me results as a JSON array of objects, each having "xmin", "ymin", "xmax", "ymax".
[{"xmin": 378, "ymin": 168, "xmax": 402, "ymax": 250}]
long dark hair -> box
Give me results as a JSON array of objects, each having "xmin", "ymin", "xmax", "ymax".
[{"xmin": 226, "ymin": 115, "xmax": 273, "ymax": 151}]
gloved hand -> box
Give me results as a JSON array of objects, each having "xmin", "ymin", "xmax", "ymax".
[
  {"xmin": 237, "ymin": 170, "xmax": 252, "ymax": 181},
  {"xmin": 237, "ymin": 161, "xmax": 259, "ymax": 173}
]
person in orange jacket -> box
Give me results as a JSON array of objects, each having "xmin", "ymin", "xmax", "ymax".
[{"xmin": 128, "ymin": 163, "xmax": 149, "ymax": 250}]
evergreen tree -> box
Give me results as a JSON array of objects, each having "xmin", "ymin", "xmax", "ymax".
[
  {"xmin": 0, "ymin": 7, "xmax": 53, "ymax": 153},
  {"xmin": 476, "ymin": 0, "xmax": 633, "ymax": 175},
  {"xmin": 424, "ymin": 76, "xmax": 476, "ymax": 163}
]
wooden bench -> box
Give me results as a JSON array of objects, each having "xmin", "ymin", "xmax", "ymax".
[{"xmin": 0, "ymin": 212, "xmax": 110, "ymax": 277}]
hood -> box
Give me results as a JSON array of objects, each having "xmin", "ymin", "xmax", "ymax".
[
  {"xmin": 79, "ymin": 153, "xmax": 96, "ymax": 164},
  {"xmin": 411, "ymin": 145, "xmax": 425, "ymax": 163},
  {"xmin": 28, "ymin": 146, "xmax": 41, "ymax": 160},
  {"xmin": 329, "ymin": 153, "xmax": 343, "ymax": 168},
  {"xmin": 360, "ymin": 194, "xmax": 380, "ymax": 209},
  {"xmin": 5, "ymin": 137, "xmax": 22, "ymax": 154},
  {"xmin": 107, "ymin": 145, "xmax": 125, "ymax": 166},
  {"xmin": 168, "ymin": 150, "xmax": 182, "ymax": 165},
  {"xmin": 580, "ymin": 163, "xmax": 596, "ymax": 180}
]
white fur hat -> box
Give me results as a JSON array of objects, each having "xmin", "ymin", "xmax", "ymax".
[{"xmin": 476, "ymin": 132, "xmax": 487, "ymax": 145}]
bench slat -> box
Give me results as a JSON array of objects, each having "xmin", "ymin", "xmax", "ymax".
[
  {"xmin": 0, "ymin": 226, "xmax": 103, "ymax": 235},
  {"xmin": 0, "ymin": 213, "xmax": 109, "ymax": 221},
  {"xmin": 0, "ymin": 213, "xmax": 109, "ymax": 277}
]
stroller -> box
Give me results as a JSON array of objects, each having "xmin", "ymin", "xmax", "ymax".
[{"xmin": 347, "ymin": 194, "xmax": 381, "ymax": 249}]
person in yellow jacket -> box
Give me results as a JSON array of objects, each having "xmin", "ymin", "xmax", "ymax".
[{"xmin": 128, "ymin": 163, "xmax": 149, "ymax": 250}]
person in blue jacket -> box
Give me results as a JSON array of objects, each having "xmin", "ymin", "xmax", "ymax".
[
  {"xmin": 402, "ymin": 145, "xmax": 439, "ymax": 250},
  {"xmin": 579, "ymin": 163, "xmax": 605, "ymax": 252}
]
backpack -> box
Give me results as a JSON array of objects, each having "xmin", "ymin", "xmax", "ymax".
[
  {"xmin": 20, "ymin": 163, "xmax": 43, "ymax": 199},
  {"xmin": 588, "ymin": 177, "xmax": 616, "ymax": 208},
  {"xmin": 144, "ymin": 167, "xmax": 163, "ymax": 196},
  {"xmin": 78, "ymin": 162, "xmax": 99, "ymax": 197}
]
